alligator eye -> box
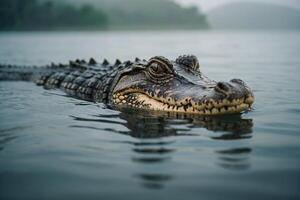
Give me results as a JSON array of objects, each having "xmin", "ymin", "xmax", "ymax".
[
  {"xmin": 175, "ymin": 55, "xmax": 200, "ymax": 71},
  {"xmin": 147, "ymin": 56, "xmax": 173, "ymax": 74},
  {"xmin": 150, "ymin": 63, "xmax": 159, "ymax": 72},
  {"xmin": 146, "ymin": 56, "xmax": 174, "ymax": 82},
  {"xmin": 149, "ymin": 62, "xmax": 169, "ymax": 74}
]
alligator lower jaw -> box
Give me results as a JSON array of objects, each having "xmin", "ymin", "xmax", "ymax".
[{"xmin": 112, "ymin": 92, "xmax": 254, "ymax": 115}]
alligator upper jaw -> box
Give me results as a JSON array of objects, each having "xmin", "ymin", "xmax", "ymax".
[{"xmin": 112, "ymin": 89, "xmax": 254, "ymax": 115}]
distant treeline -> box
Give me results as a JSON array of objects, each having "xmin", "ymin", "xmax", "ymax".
[
  {"xmin": 0, "ymin": 0, "xmax": 108, "ymax": 30},
  {"xmin": 0, "ymin": 0, "xmax": 209, "ymax": 30}
]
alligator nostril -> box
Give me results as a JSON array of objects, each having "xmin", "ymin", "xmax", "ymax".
[
  {"xmin": 216, "ymin": 82, "xmax": 230, "ymax": 92},
  {"xmin": 230, "ymin": 78, "xmax": 245, "ymax": 86}
]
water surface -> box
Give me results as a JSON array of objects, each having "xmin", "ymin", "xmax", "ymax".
[{"xmin": 0, "ymin": 31, "xmax": 300, "ymax": 200}]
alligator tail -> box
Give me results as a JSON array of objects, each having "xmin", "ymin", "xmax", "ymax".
[{"xmin": 0, "ymin": 64, "xmax": 45, "ymax": 81}]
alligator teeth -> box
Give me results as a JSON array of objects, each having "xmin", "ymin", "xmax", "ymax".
[
  {"xmin": 245, "ymin": 96, "xmax": 254, "ymax": 104},
  {"xmin": 113, "ymin": 90, "xmax": 252, "ymax": 115},
  {"xmin": 239, "ymin": 98, "xmax": 244, "ymax": 104},
  {"xmin": 186, "ymin": 106, "xmax": 194, "ymax": 113},
  {"xmin": 204, "ymin": 109, "xmax": 211, "ymax": 115},
  {"xmin": 212, "ymin": 101, "xmax": 218, "ymax": 108},
  {"xmin": 227, "ymin": 106, "xmax": 235, "ymax": 112},
  {"xmin": 211, "ymin": 108, "xmax": 219, "ymax": 114},
  {"xmin": 222, "ymin": 99, "xmax": 230, "ymax": 105},
  {"xmin": 198, "ymin": 110, "xmax": 204, "ymax": 115},
  {"xmin": 213, "ymin": 100, "xmax": 223, "ymax": 108},
  {"xmin": 204, "ymin": 99, "xmax": 213, "ymax": 109},
  {"xmin": 195, "ymin": 102, "xmax": 205, "ymax": 110},
  {"xmin": 175, "ymin": 97, "xmax": 191, "ymax": 107},
  {"xmin": 230, "ymin": 99, "xmax": 238, "ymax": 106},
  {"xmin": 168, "ymin": 98, "xmax": 176, "ymax": 105},
  {"xmin": 199, "ymin": 104, "xmax": 205, "ymax": 110},
  {"xmin": 190, "ymin": 100, "xmax": 197, "ymax": 107},
  {"xmin": 239, "ymin": 103, "xmax": 249, "ymax": 111},
  {"xmin": 220, "ymin": 107, "xmax": 226, "ymax": 113}
]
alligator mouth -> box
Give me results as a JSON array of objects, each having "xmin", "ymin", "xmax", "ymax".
[{"xmin": 112, "ymin": 89, "xmax": 254, "ymax": 115}]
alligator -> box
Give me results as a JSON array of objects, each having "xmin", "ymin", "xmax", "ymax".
[{"xmin": 0, "ymin": 55, "xmax": 254, "ymax": 115}]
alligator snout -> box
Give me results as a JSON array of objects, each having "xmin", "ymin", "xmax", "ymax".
[
  {"xmin": 230, "ymin": 78, "xmax": 246, "ymax": 86},
  {"xmin": 216, "ymin": 82, "xmax": 231, "ymax": 93},
  {"xmin": 214, "ymin": 79, "xmax": 252, "ymax": 100},
  {"xmin": 216, "ymin": 79, "xmax": 246, "ymax": 93},
  {"xmin": 215, "ymin": 81, "xmax": 238, "ymax": 96}
]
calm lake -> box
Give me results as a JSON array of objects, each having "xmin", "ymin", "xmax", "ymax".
[{"xmin": 0, "ymin": 30, "xmax": 299, "ymax": 200}]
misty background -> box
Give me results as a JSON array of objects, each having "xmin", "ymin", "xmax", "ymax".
[
  {"xmin": 1, "ymin": 1, "xmax": 300, "ymax": 200},
  {"xmin": 0, "ymin": 0, "xmax": 299, "ymax": 30}
]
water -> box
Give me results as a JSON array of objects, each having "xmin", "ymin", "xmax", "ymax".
[{"xmin": 0, "ymin": 31, "xmax": 299, "ymax": 200}]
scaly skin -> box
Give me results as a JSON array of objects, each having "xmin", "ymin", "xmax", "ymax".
[{"xmin": 0, "ymin": 55, "xmax": 254, "ymax": 115}]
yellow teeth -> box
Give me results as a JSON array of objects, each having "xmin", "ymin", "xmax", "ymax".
[
  {"xmin": 211, "ymin": 108, "xmax": 219, "ymax": 115},
  {"xmin": 220, "ymin": 107, "xmax": 226, "ymax": 114},
  {"xmin": 245, "ymin": 96, "xmax": 254, "ymax": 104},
  {"xmin": 112, "ymin": 92, "xmax": 253, "ymax": 115}
]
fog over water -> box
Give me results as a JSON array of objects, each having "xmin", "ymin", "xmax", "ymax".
[{"xmin": 175, "ymin": 0, "xmax": 300, "ymax": 11}]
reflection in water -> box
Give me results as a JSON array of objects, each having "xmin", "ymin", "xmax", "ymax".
[
  {"xmin": 0, "ymin": 133, "xmax": 18, "ymax": 151},
  {"xmin": 133, "ymin": 148, "xmax": 175, "ymax": 154},
  {"xmin": 0, "ymin": 126, "xmax": 28, "ymax": 151},
  {"xmin": 72, "ymin": 109, "xmax": 253, "ymax": 138},
  {"xmin": 136, "ymin": 173, "xmax": 173, "ymax": 189},
  {"xmin": 72, "ymin": 109, "xmax": 254, "ymax": 189},
  {"xmin": 216, "ymin": 148, "xmax": 252, "ymax": 170},
  {"xmin": 123, "ymin": 110, "xmax": 253, "ymax": 138},
  {"xmin": 132, "ymin": 156, "xmax": 171, "ymax": 163}
]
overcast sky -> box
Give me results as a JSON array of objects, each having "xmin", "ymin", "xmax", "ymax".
[{"xmin": 175, "ymin": 0, "xmax": 300, "ymax": 12}]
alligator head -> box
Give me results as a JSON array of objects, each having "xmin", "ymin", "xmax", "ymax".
[{"xmin": 111, "ymin": 55, "xmax": 254, "ymax": 115}]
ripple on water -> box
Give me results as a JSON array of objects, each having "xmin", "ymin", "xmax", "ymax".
[{"xmin": 1, "ymin": 31, "xmax": 300, "ymax": 199}]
